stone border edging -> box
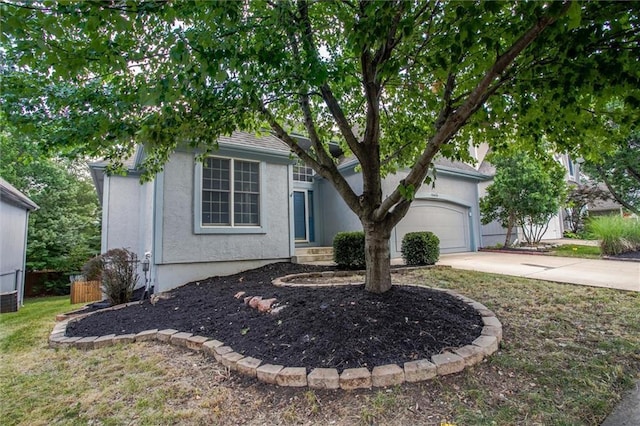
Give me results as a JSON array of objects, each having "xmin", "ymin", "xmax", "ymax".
[{"xmin": 49, "ymin": 270, "xmax": 502, "ymax": 390}]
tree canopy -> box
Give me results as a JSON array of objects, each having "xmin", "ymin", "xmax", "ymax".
[
  {"xmin": 582, "ymin": 135, "xmax": 640, "ymax": 215},
  {"xmin": 1, "ymin": 1, "xmax": 639, "ymax": 292},
  {"xmin": 0, "ymin": 119, "xmax": 101, "ymax": 272},
  {"xmin": 480, "ymin": 150, "xmax": 567, "ymax": 246}
]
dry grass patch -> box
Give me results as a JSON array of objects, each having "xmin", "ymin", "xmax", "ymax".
[{"xmin": 1, "ymin": 271, "xmax": 638, "ymax": 425}]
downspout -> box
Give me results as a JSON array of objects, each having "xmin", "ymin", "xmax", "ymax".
[
  {"xmin": 287, "ymin": 164, "xmax": 296, "ymax": 259},
  {"xmin": 19, "ymin": 210, "xmax": 29, "ymax": 307},
  {"xmin": 101, "ymin": 174, "xmax": 110, "ymax": 253}
]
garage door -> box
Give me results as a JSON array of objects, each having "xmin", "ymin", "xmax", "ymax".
[{"xmin": 394, "ymin": 200, "xmax": 471, "ymax": 254}]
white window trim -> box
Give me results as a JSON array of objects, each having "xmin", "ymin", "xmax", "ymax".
[{"xmin": 194, "ymin": 156, "xmax": 267, "ymax": 235}]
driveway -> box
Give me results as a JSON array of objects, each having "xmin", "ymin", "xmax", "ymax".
[{"xmin": 437, "ymin": 252, "xmax": 640, "ymax": 292}]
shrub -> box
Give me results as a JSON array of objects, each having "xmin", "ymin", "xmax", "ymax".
[
  {"xmin": 401, "ymin": 231, "xmax": 440, "ymax": 266},
  {"xmin": 43, "ymin": 278, "xmax": 70, "ymax": 296},
  {"xmin": 101, "ymin": 248, "xmax": 139, "ymax": 305},
  {"xmin": 81, "ymin": 255, "xmax": 104, "ymax": 281},
  {"xmin": 333, "ymin": 231, "xmax": 365, "ymax": 269},
  {"xmin": 588, "ymin": 215, "xmax": 640, "ymax": 256}
]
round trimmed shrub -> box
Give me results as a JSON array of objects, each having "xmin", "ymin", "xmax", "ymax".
[
  {"xmin": 401, "ymin": 231, "xmax": 440, "ymax": 266},
  {"xmin": 333, "ymin": 231, "xmax": 365, "ymax": 269}
]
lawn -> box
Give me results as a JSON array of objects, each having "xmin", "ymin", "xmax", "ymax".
[
  {"xmin": 550, "ymin": 244, "xmax": 602, "ymax": 258},
  {"xmin": 1, "ymin": 270, "xmax": 638, "ymax": 425}
]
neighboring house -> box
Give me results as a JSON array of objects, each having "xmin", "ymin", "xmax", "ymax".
[
  {"xmin": 90, "ymin": 131, "xmax": 490, "ymax": 293},
  {"xmin": 0, "ymin": 177, "xmax": 38, "ymax": 312}
]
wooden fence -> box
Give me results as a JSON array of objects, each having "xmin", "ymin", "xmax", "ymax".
[{"xmin": 70, "ymin": 281, "xmax": 102, "ymax": 304}]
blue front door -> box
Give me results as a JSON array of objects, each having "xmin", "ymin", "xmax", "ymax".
[
  {"xmin": 294, "ymin": 191, "xmax": 307, "ymax": 241},
  {"xmin": 294, "ymin": 190, "xmax": 314, "ymax": 242}
]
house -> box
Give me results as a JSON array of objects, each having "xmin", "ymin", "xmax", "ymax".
[
  {"xmin": 90, "ymin": 132, "xmax": 490, "ymax": 293},
  {"xmin": 588, "ymin": 184, "xmax": 626, "ymax": 217},
  {"xmin": 0, "ymin": 177, "xmax": 38, "ymax": 312}
]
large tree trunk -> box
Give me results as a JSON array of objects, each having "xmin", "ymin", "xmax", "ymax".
[{"xmin": 363, "ymin": 222, "xmax": 393, "ymax": 294}]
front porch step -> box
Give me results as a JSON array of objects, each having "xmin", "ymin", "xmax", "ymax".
[{"xmin": 292, "ymin": 247, "xmax": 334, "ymax": 264}]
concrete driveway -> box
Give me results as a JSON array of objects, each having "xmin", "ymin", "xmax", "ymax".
[{"xmin": 437, "ymin": 252, "xmax": 640, "ymax": 292}]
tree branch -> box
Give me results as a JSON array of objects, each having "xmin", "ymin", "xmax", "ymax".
[
  {"xmin": 375, "ymin": 2, "xmax": 572, "ymax": 223},
  {"xmin": 296, "ymin": 0, "xmax": 363, "ymax": 159},
  {"xmin": 258, "ymin": 102, "xmax": 362, "ymax": 215}
]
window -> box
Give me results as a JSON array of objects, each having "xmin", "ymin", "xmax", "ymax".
[
  {"xmin": 201, "ymin": 157, "xmax": 260, "ymax": 226},
  {"xmin": 293, "ymin": 161, "xmax": 314, "ymax": 182}
]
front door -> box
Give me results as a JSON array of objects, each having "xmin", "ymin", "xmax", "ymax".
[{"xmin": 293, "ymin": 190, "xmax": 314, "ymax": 242}]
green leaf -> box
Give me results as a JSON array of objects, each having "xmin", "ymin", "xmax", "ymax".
[{"xmin": 567, "ymin": 1, "xmax": 582, "ymax": 30}]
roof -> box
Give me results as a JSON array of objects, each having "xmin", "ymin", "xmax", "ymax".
[
  {"xmin": 218, "ymin": 131, "xmax": 290, "ymax": 154},
  {"xmin": 477, "ymin": 159, "xmax": 496, "ymax": 176},
  {"xmin": 87, "ymin": 131, "xmax": 293, "ymax": 204},
  {"xmin": 0, "ymin": 177, "xmax": 38, "ymax": 211},
  {"xmin": 337, "ymin": 155, "xmax": 491, "ymax": 181}
]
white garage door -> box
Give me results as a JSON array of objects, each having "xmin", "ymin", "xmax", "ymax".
[{"xmin": 394, "ymin": 200, "xmax": 471, "ymax": 254}]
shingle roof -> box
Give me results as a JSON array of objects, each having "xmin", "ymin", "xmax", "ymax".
[
  {"xmin": 219, "ymin": 131, "xmax": 291, "ymax": 154},
  {"xmin": 0, "ymin": 177, "xmax": 38, "ymax": 211}
]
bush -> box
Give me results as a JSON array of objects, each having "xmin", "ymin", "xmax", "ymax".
[
  {"xmin": 333, "ymin": 231, "xmax": 365, "ymax": 269},
  {"xmin": 100, "ymin": 248, "xmax": 139, "ymax": 305},
  {"xmin": 588, "ymin": 215, "xmax": 640, "ymax": 256},
  {"xmin": 43, "ymin": 278, "xmax": 70, "ymax": 296},
  {"xmin": 81, "ymin": 255, "xmax": 104, "ymax": 281},
  {"xmin": 401, "ymin": 232, "xmax": 440, "ymax": 266}
]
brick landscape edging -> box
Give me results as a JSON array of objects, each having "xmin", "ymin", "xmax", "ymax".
[{"xmin": 49, "ymin": 270, "xmax": 502, "ymax": 390}]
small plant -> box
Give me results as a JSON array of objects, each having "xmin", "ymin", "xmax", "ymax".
[
  {"xmin": 588, "ymin": 215, "xmax": 640, "ymax": 255},
  {"xmin": 401, "ymin": 231, "xmax": 440, "ymax": 266},
  {"xmin": 101, "ymin": 248, "xmax": 139, "ymax": 305},
  {"xmin": 333, "ymin": 231, "xmax": 365, "ymax": 269}
]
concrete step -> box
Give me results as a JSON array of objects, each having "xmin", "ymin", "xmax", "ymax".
[{"xmin": 292, "ymin": 247, "xmax": 334, "ymax": 263}]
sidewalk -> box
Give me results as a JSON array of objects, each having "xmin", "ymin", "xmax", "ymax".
[
  {"xmin": 432, "ymin": 250, "xmax": 639, "ymax": 426},
  {"xmin": 601, "ymin": 380, "xmax": 640, "ymax": 426},
  {"xmin": 436, "ymin": 252, "xmax": 639, "ymax": 292}
]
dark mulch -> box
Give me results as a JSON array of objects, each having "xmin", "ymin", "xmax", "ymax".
[
  {"xmin": 609, "ymin": 250, "xmax": 640, "ymax": 261},
  {"xmin": 66, "ymin": 263, "xmax": 483, "ymax": 371}
]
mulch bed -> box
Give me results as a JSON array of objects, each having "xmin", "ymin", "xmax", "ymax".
[
  {"xmin": 66, "ymin": 263, "xmax": 483, "ymax": 371},
  {"xmin": 609, "ymin": 250, "xmax": 640, "ymax": 261}
]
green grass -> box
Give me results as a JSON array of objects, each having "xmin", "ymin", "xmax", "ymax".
[
  {"xmin": 0, "ymin": 296, "xmax": 84, "ymax": 353},
  {"xmin": 550, "ymin": 244, "xmax": 602, "ymax": 258},
  {"xmin": 1, "ymin": 273, "xmax": 639, "ymax": 425}
]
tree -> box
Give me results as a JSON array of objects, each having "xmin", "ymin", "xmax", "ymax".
[
  {"xmin": 0, "ymin": 121, "xmax": 101, "ymax": 272},
  {"xmin": 1, "ymin": 1, "xmax": 639, "ymax": 293},
  {"xmin": 564, "ymin": 182, "xmax": 611, "ymax": 234},
  {"xmin": 480, "ymin": 151, "xmax": 567, "ymax": 246},
  {"xmin": 581, "ymin": 136, "xmax": 640, "ymax": 216}
]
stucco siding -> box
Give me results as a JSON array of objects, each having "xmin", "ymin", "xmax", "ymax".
[
  {"xmin": 315, "ymin": 167, "xmax": 482, "ymax": 255},
  {"xmin": 105, "ymin": 175, "xmax": 153, "ymax": 254},
  {"xmin": 102, "ymin": 174, "xmax": 153, "ymax": 286},
  {"xmin": 0, "ymin": 201, "xmax": 28, "ymax": 295},
  {"xmin": 384, "ymin": 170, "xmax": 481, "ymax": 256},
  {"xmin": 317, "ymin": 173, "xmax": 362, "ymax": 246},
  {"xmin": 159, "ymin": 152, "xmax": 291, "ymax": 265},
  {"xmin": 154, "ymin": 258, "xmax": 287, "ymax": 293}
]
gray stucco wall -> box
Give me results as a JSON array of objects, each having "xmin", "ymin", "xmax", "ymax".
[
  {"xmin": 153, "ymin": 152, "xmax": 291, "ymax": 291},
  {"xmin": 316, "ymin": 166, "xmax": 483, "ymax": 255},
  {"xmin": 102, "ymin": 174, "xmax": 154, "ymax": 286},
  {"xmin": 384, "ymin": 169, "xmax": 482, "ymax": 256},
  {"xmin": 0, "ymin": 201, "xmax": 28, "ymax": 299},
  {"xmin": 317, "ymin": 171, "xmax": 363, "ymax": 246}
]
